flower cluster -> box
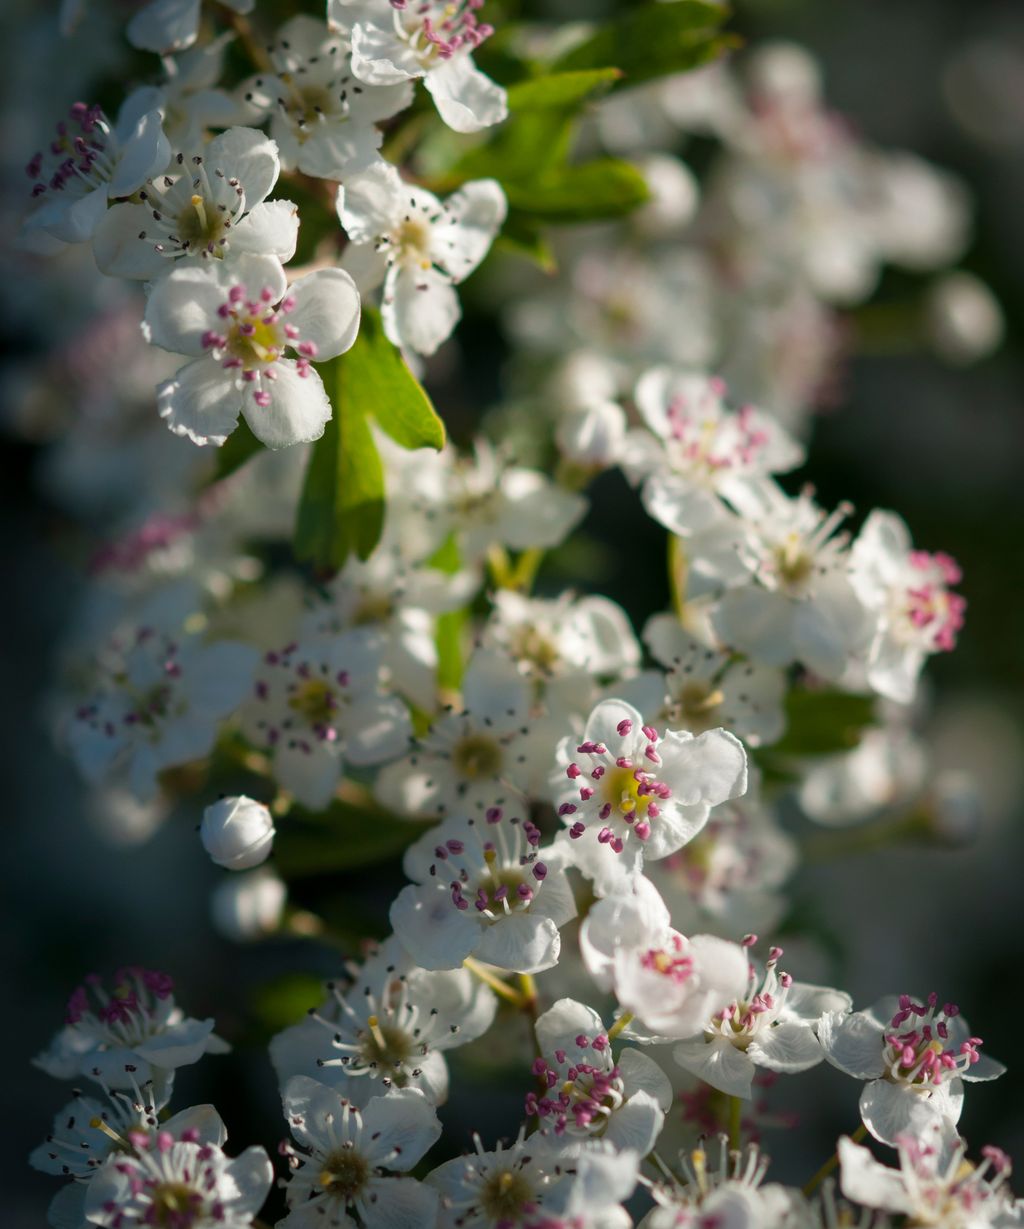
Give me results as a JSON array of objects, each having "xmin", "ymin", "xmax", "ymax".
[{"xmin": 13, "ymin": 2, "xmax": 1018, "ymax": 1229}]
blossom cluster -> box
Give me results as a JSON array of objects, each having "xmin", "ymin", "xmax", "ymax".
[{"xmin": 12, "ymin": 0, "xmax": 1016, "ymax": 1227}]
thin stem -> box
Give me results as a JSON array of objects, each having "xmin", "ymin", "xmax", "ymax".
[
  {"xmin": 225, "ymin": 8, "xmax": 273, "ymax": 72},
  {"xmin": 486, "ymin": 544, "xmax": 514, "ymax": 589},
  {"xmin": 463, "ymin": 957, "xmax": 523, "ymax": 1006},
  {"xmin": 668, "ymin": 534, "xmax": 688, "ymax": 620},
  {"xmin": 606, "ymin": 1011, "xmax": 635, "ymax": 1042},
  {"xmin": 802, "ymin": 1123, "xmax": 867, "ymax": 1196},
  {"xmin": 727, "ymin": 1094, "xmax": 743, "ymax": 1151},
  {"xmin": 510, "ymin": 547, "xmax": 544, "ymax": 593}
]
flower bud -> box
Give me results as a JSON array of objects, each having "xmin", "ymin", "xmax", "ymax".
[
  {"xmin": 926, "ymin": 271, "xmax": 1004, "ymax": 366},
  {"xmin": 200, "ymin": 795, "xmax": 275, "ymax": 870},
  {"xmin": 210, "ymin": 867, "xmax": 286, "ymax": 942}
]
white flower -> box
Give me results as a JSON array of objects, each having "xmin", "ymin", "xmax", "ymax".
[
  {"xmin": 330, "ymin": 0, "xmax": 508, "ymax": 133},
  {"xmin": 579, "ymin": 877, "xmax": 749, "ymax": 1039},
  {"xmin": 279, "ymin": 1080, "xmax": 441, "ymax": 1229},
  {"xmin": 127, "ymin": 0, "xmax": 253, "ymax": 53},
  {"xmin": 241, "ymin": 16, "xmax": 413, "ymax": 180},
  {"xmin": 34, "ymin": 968, "xmax": 228, "ymax": 1094},
  {"xmin": 390, "ymin": 808, "xmax": 576, "ymax": 972},
  {"xmin": 32, "ymin": 1085, "xmax": 228, "ymax": 1229},
  {"xmin": 620, "ymin": 614, "xmax": 786, "ymax": 747},
  {"xmin": 84, "ymin": 1132, "xmax": 272, "ymax": 1229},
  {"xmin": 375, "ymin": 649, "xmax": 533, "ymax": 819},
  {"xmin": 270, "ymin": 935, "xmax": 497, "ymax": 1106},
  {"xmin": 211, "ymin": 867, "xmax": 287, "ymax": 941},
  {"xmin": 241, "ymin": 630, "xmax": 411, "ymax": 811},
  {"xmin": 339, "ymin": 162, "xmax": 506, "ymax": 355},
  {"xmin": 673, "ymin": 942, "xmax": 851, "ymax": 1099},
  {"xmin": 200, "ymin": 794, "xmax": 275, "ymax": 869},
  {"xmin": 642, "ymin": 1136, "xmax": 797, "ymax": 1229},
  {"xmin": 819, "ymin": 994, "xmax": 1005, "ymax": 1146},
  {"xmin": 706, "ymin": 480, "xmax": 871, "ymax": 680},
  {"xmin": 840, "ymin": 1119, "xmax": 1017, "ymax": 1228},
  {"xmin": 528, "ymin": 998, "xmax": 672, "ymax": 1155},
  {"xmin": 24, "ymin": 99, "xmax": 170, "ymax": 245},
  {"xmin": 65, "ymin": 625, "xmax": 256, "ymax": 801},
  {"xmin": 94, "ymin": 128, "xmax": 297, "ymax": 280},
  {"xmin": 552, "ymin": 698, "xmax": 747, "ymax": 894},
  {"xmin": 428, "ymin": 1131, "xmax": 638, "ymax": 1229},
  {"xmin": 850, "ymin": 511, "xmax": 966, "ymax": 703},
  {"xmin": 144, "ymin": 252, "xmax": 361, "ymax": 448},
  {"xmin": 798, "ymin": 725, "xmax": 928, "ymax": 828},
  {"xmin": 622, "ymin": 369, "xmax": 805, "ymax": 537}
]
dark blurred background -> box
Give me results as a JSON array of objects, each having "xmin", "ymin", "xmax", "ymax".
[{"xmin": 2, "ymin": 0, "xmax": 1023, "ymax": 1223}]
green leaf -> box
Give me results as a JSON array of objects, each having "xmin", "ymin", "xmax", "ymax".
[
  {"xmin": 766, "ymin": 689, "xmax": 878, "ymax": 757},
  {"xmin": 450, "ymin": 109, "xmax": 576, "ymax": 185},
  {"xmin": 552, "ymin": 1, "xmax": 734, "ymax": 87},
  {"xmin": 251, "ymin": 974, "xmax": 324, "ymax": 1033},
  {"xmin": 506, "ymin": 67, "xmax": 622, "ymax": 111},
  {"xmin": 275, "ymin": 801, "xmax": 420, "ymax": 877},
  {"xmin": 428, "ymin": 534, "xmax": 468, "ymax": 692},
  {"xmin": 209, "ymin": 417, "xmax": 263, "ymax": 484},
  {"xmin": 505, "ymin": 159, "xmax": 650, "ymax": 222},
  {"xmin": 352, "ymin": 309, "xmax": 445, "ymax": 451},
  {"xmin": 496, "ymin": 214, "xmax": 557, "ymax": 273},
  {"xmin": 294, "ymin": 363, "xmax": 385, "ymax": 573}
]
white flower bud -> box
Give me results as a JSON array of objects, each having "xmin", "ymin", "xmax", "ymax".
[
  {"xmin": 556, "ymin": 401, "xmax": 627, "ymax": 470},
  {"xmin": 211, "ymin": 867, "xmax": 287, "ymax": 942},
  {"xmin": 926, "ymin": 271, "xmax": 1004, "ymax": 366},
  {"xmin": 746, "ymin": 42, "xmax": 823, "ymax": 108},
  {"xmin": 200, "ymin": 795, "xmax": 275, "ymax": 870},
  {"xmin": 631, "ymin": 154, "xmax": 699, "ymax": 238}
]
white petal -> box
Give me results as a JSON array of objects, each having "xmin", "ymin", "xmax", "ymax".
[
  {"xmin": 350, "ymin": 21, "xmax": 423, "ymax": 85},
  {"xmin": 424, "ymin": 57, "xmax": 508, "ymax": 133},
  {"xmin": 273, "ymin": 740, "xmax": 342, "ymax": 810},
  {"xmin": 536, "ymin": 998, "xmax": 605, "ymax": 1058},
  {"xmin": 657, "ymin": 727, "xmax": 748, "ymax": 807},
  {"xmin": 642, "ymin": 474, "xmax": 725, "ymax": 536},
  {"xmin": 838, "ymin": 1135, "xmax": 913, "ymax": 1214},
  {"xmin": 364, "ymin": 1177, "xmax": 440, "ymax": 1229},
  {"xmin": 382, "ymin": 266, "xmax": 461, "ymax": 357},
  {"xmin": 127, "ymin": 0, "xmax": 200, "ymax": 51},
  {"xmin": 157, "ymin": 360, "xmax": 244, "ymax": 447},
  {"xmin": 361, "ymin": 1090, "xmax": 442, "ymax": 1170},
  {"xmin": 92, "ymin": 201, "xmax": 169, "ymax": 279},
  {"xmin": 747, "ymin": 1021, "xmax": 824, "ymax": 1073},
  {"xmin": 242, "ymin": 361, "xmax": 332, "ymax": 449},
  {"xmin": 230, "ymin": 199, "xmax": 300, "ymax": 262},
  {"xmin": 672, "ymin": 1035, "xmax": 754, "ymax": 1098},
  {"xmin": 431, "ymin": 179, "xmax": 506, "ymax": 281},
  {"xmin": 390, "ymin": 883, "xmax": 480, "ymax": 970},
  {"xmin": 227, "ymin": 1146, "xmax": 274, "ymax": 1216},
  {"xmin": 206, "ymin": 125, "xmax": 280, "ymax": 208},
  {"xmin": 859, "ymin": 1078, "xmax": 962, "ymax": 1146},
  {"xmin": 474, "ymin": 912, "xmax": 561, "ymax": 974},
  {"xmin": 498, "ymin": 469, "xmax": 587, "ymax": 550},
  {"xmin": 286, "ymin": 268, "xmax": 362, "ymax": 360},
  {"xmin": 818, "ymin": 1010, "xmax": 887, "ymax": 1079},
  {"xmin": 711, "ymin": 587, "xmax": 797, "ymax": 667},
  {"xmin": 110, "ymin": 109, "xmax": 172, "ymax": 197},
  {"xmin": 343, "ymin": 695, "xmax": 411, "ymax": 766},
  {"xmin": 337, "ymin": 162, "xmax": 404, "ymax": 242},
  {"xmin": 604, "ymin": 1089, "xmax": 665, "ymax": 1156}
]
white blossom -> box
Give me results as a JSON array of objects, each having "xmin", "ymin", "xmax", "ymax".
[
  {"xmin": 94, "ymin": 127, "xmax": 298, "ymax": 280},
  {"xmin": 126, "ymin": 0, "xmax": 253, "ymax": 54},
  {"xmin": 819, "ymin": 994, "xmax": 1005, "ymax": 1145},
  {"xmin": 330, "ymin": 0, "xmax": 508, "ymax": 133},
  {"xmin": 552, "ymin": 698, "xmax": 747, "ymax": 894},
  {"xmin": 279, "ymin": 1079, "xmax": 441, "ymax": 1229},
  {"xmin": 270, "ymin": 935, "xmax": 496, "ymax": 1106},
  {"xmin": 241, "ymin": 16, "xmax": 413, "ymax": 180},
  {"xmin": 144, "ymin": 252, "xmax": 361, "ymax": 448},
  {"xmin": 390, "ymin": 808, "xmax": 576, "ymax": 973},
  {"xmin": 339, "ymin": 162, "xmax": 506, "ymax": 355}
]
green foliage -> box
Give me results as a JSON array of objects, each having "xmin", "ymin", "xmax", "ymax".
[
  {"xmin": 767, "ymin": 689, "xmax": 878, "ymax": 758},
  {"xmin": 250, "ymin": 973, "xmax": 324, "ymax": 1034},
  {"xmin": 210, "ymin": 417, "xmax": 263, "ymax": 483},
  {"xmin": 503, "ymin": 159, "xmax": 650, "ymax": 222},
  {"xmin": 551, "ymin": 1, "xmax": 736, "ymax": 87},
  {"xmin": 505, "ymin": 67, "xmax": 622, "ymax": 111},
  {"xmin": 294, "ymin": 312, "xmax": 444, "ymax": 572},
  {"xmin": 429, "ymin": 535, "xmax": 468, "ymax": 692},
  {"xmin": 274, "ymin": 800, "xmax": 421, "ymax": 877}
]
